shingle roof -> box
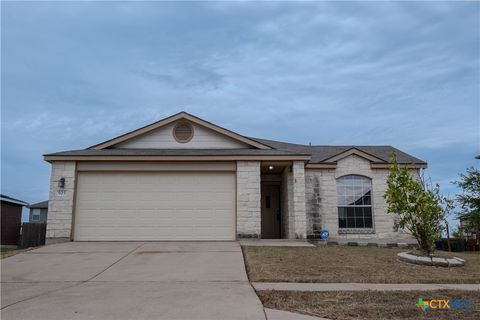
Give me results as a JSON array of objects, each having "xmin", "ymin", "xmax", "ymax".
[
  {"xmin": 28, "ymin": 200, "xmax": 48, "ymax": 209},
  {"xmin": 44, "ymin": 141, "xmax": 425, "ymax": 165},
  {"xmin": 249, "ymin": 138, "xmax": 426, "ymax": 165},
  {"xmin": 44, "ymin": 112, "xmax": 426, "ymax": 165}
]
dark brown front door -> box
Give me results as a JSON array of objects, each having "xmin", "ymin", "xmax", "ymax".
[{"xmin": 261, "ymin": 185, "xmax": 281, "ymax": 239}]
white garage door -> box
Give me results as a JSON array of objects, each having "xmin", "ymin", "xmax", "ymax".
[{"xmin": 74, "ymin": 172, "xmax": 235, "ymax": 241}]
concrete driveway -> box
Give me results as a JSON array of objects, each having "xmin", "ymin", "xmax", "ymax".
[{"xmin": 1, "ymin": 242, "xmax": 266, "ymax": 320}]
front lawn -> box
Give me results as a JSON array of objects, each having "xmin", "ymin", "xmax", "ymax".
[
  {"xmin": 242, "ymin": 246, "xmax": 480, "ymax": 283},
  {"xmin": 258, "ymin": 290, "xmax": 479, "ymax": 320}
]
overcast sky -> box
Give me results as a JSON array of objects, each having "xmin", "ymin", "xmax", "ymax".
[{"xmin": 1, "ymin": 2, "xmax": 479, "ymax": 224}]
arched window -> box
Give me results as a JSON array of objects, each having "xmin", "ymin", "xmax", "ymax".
[{"xmin": 337, "ymin": 175, "xmax": 373, "ymax": 229}]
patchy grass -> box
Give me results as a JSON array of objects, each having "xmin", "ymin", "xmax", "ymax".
[
  {"xmin": 257, "ymin": 290, "xmax": 479, "ymax": 320},
  {"xmin": 1, "ymin": 247, "xmax": 32, "ymax": 259},
  {"xmin": 242, "ymin": 246, "xmax": 480, "ymax": 283}
]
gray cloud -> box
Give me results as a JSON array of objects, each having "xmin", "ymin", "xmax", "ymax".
[{"xmin": 1, "ymin": 2, "xmax": 479, "ymax": 229}]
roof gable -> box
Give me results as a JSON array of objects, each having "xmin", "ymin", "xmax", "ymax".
[
  {"xmin": 251, "ymin": 137, "xmax": 427, "ymax": 166},
  {"xmin": 322, "ymin": 147, "xmax": 386, "ymax": 163},
  {"xmin": 91, "ymin": 112, "xmax": 271, "ymax": 150},
  {"xmin": 28, "ymin": 200, "xmax": 48, "ymax": 209},
  {"xmin": 112, "ymin": 121, "xmax": 251, "ymax": 149}
]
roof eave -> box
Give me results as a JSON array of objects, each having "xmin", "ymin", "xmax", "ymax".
[
  {"xmin": 306, "ymin": 162, "xmax": 427, "ymax": 169},
  {"xmin": 305, "ymin": 163, "xmax": 337, "ymax": 169},
  {"xmin": 0, "ymin": 197, "xmax": 28, "ymax": 206},
  {"xmin": 370, "ymin": 163, "xmax": 428, "ymax": 169},
  {"xmin": 44, "ymin": 154, "xmax": 312, "ymax": 162}
]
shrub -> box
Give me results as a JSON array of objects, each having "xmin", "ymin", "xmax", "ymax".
[{"xmin": 384, "ymin": 153, "xmax": 450, "ymax": 256}]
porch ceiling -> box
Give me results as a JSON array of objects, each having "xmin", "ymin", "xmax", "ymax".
[{"xmin": 260, "ymin": 161, "xmax": 291, "ymax": 174}]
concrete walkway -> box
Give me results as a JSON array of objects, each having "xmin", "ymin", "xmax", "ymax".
[
  {"xmin": 1, "ymin": 241, "xmax": 266, "ymax": 320},
  {"xmin": 240, "ymin": 240, "xmax": 315, "ymax": 247},
  {"xmin": 253, "ymin": 282, "xmax": 480, "ymax": 291},
  {"xmin": 265, "ymin": 308, "xmax": 328, "ymax": 320}
]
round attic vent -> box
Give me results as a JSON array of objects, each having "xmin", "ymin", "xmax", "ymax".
[{"xmin": 173, "ymin": 122, "xmax": 194, "ymax": 143}]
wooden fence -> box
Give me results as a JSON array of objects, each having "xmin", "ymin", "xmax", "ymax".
[{"xmin": 19, "ymin": 223, "xmax": 46, "ymax": 248}]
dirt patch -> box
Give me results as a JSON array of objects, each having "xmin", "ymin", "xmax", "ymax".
[
  {"xmin": 257, "ymin": 290, "xmax": 480, "ymax": 320},
  {"xmin": 242, "ymin": 246, "xmax": 480, "ymax": 283}
]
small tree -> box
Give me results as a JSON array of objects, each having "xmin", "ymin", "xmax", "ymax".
[
  {"xmin": 453, "ymin": 167, "xmax": 480, "ymax": 243},
  {"xmin": 384, "ymin": 153, "xmax": 448, "ymax": 255},
  {"xmin": 443, "ymin": 197, "xmax": 455, "ymax": 252}
]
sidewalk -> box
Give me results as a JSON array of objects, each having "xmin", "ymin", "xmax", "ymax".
[
  {"xmin": 265, "ymin": 308, "xmax": 328, "ymax": 320},
  {"xmin": 252, "ymin": 282, "xmax": 480, "ymax": 291},
  {"xmin": 240, "ymin": 240, "xmax": 314, "ymax": 247}
]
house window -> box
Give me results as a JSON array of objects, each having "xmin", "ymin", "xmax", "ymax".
[
  {"xmin": 32, "ymin": 209, "xmax": 41, "ymax": 222},
  {"xmin": 337, "ymin": 175, "xmax": 373, "ymax": 229}
]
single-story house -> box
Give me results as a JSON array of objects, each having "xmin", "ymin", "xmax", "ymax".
[
  {"xmin": 28, "ymin": 200, "xmax": 49, "ymax": 223},
  {"xmin": 459, "ymin": 213, "xmax": 479, "ymax": 251},
  {"xmin": 1, "ymin": 194, "xmax": 28, "ymax": 246},
  {"xmin": 44, "ymin": 112, "xmax": 426, "ymax": 242}
]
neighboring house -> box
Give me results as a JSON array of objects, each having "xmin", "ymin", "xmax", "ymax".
[
  {"xmin": 459, "ymin": 213, "xmax": 479, "ymax": 250},
  {"xmin": 460, "ymin": 219, "xmax": 479, "ymax": 239},
  {"xmin": 28, "ymin": 200, "xmax": 49, "ymax": 223},
  {"xmin": 44, "ymin": 112, "xmax": 426, "ymax": 241},
  {"xmin": 1, "ymin": 194, "xmax": 28, "ymax": 246}
]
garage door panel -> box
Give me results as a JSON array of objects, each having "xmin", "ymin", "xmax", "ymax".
[
  {"xmin": 74, "ymin": 172, "xmax": 235, "ymax": 241},
  {"xmin": 75, "ymin": 195, "xmax": 234, "ymax": 208},
  {"xmin": 76, "ymin": 227, "xmax": 232, "ymax": 241}
]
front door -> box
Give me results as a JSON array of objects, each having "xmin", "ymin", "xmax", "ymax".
[{"xmin": 261, "ymin": 185, "xmax": 281, "ymax": 239}]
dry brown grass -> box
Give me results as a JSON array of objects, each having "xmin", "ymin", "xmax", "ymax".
[
  {"xmin": 258, "ymin": 290, "xmax": 480, "ymax": 320},
  {"xmin": 242, "ymin": 246, "xmax": 480, "ymax": 283}
]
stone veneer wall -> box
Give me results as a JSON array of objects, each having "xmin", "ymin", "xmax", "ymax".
[
  {"xmin": 46, "ymin": 161, "xmax": 76, "ymax": 239},
  {"xmin": 281, "ymin": 167, "xmax": 293, "ymax": 238},
  {"xmin": 305, "ymin": 155, "xmax": 415, "ymax": 240},
  {"xmin": 292, "ymin": 161, "xmax": 307, "ymax": 239},
  {"xmin": 46, "ymin": 157, "xmax": 412, "ymax": 241},
  {"xmin": 236, "ymin": 161, "xmax": 261, "ymax": 238},
  {"xmin": 305, "ymin": 172, "xmax": 322, "ymax": 237},
  {"xmin": 279, "ymin": 162, "xmax": 308, "ymax": 239}
]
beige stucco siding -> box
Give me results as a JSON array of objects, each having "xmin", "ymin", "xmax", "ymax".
[{"xmin": 113, "ymin": 122, "xmax": 250, "ymax": 149}]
